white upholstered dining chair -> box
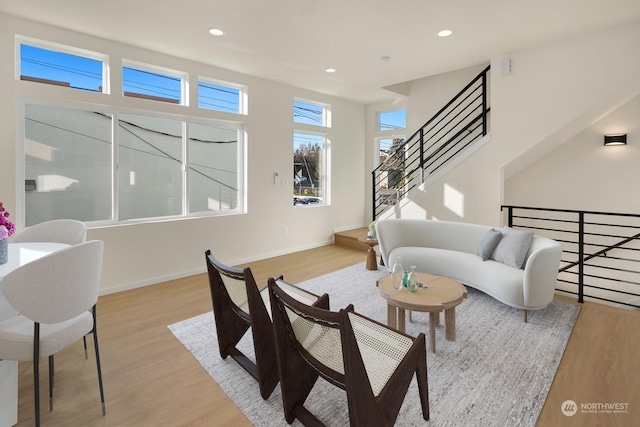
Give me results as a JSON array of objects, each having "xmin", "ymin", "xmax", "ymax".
[
  {"xmin": 12, "ymin": 219, "xmax": 93, "ymax": 356},
  {"xmin": 0, "ymin": 240, "xmax": 106, "ymax": 427},
  {"xmin": 11, "ymin": 219, "xmax": 87, "ymax": 245}
]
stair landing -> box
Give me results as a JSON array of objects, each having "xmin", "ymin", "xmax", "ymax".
[{"xmin": 334, "ymin": 228, "xmax": 370, "ymax": 251}]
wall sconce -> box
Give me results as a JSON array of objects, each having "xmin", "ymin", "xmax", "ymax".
[{"xmin": 604, "ymin": 134, "xmax": 627, "ymax": 146}]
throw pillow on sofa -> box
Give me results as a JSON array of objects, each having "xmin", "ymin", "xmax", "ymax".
[
  {"xmin": 476, "ymin": 228, "xmax": 502, "ymax": 261},
  {"xmin": 491, "ymin": 227, "xmax": 534, "ymax": 269}
]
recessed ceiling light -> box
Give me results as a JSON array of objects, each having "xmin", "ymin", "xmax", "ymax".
[
  {"xmin": 325, "ymin": 68, "xmax": 336, "ymax": 73},
  {"xmin": 437, "ymin": 29, "xmax": 453, "ymax": 37},
  {"xmin": 209, "ymin": 28, "xmax": 225, "ymax": 36}
]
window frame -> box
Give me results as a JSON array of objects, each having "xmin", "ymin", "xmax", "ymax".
[
  {"xmin": 122, "ymin": 59, "xmax": 188, "ymax": 105},
  {"xmin": 197, "ymin": 76, "xmax": 247, "ymax": 115},
  {"xmin": 293, "ymin": 98, "xmax": 331, "ymax": 128},
  {"xmin": 374, "ymin": 108, "xmax": 406, "ymax": 168},
  {"xmin": 16, "ymin": 97, "xmax": 245, "ymax": 229},
  {"xmin": 15, "ymin": 35, "xmax": 110, "ymax": 94},
  {"xmin": 293, "ymin": 130, "xmax": 328, "ymax": 207},
  {"xmin": 377, "ymin": 108, "xmax": 406, "ymax": 132}
]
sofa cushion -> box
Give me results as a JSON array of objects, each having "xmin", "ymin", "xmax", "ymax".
[
  {"xmin": 490, "ymin": 227, "xmax": 534, "ymax": 269},
  {"xmin": 476, "ymin": 228, "xmax": 502, "ymax": 261}
]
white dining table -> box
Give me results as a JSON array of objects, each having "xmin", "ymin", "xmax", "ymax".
[{"xmin": 0, "ymin": 242, "xmax": 69, "ymax": 427}]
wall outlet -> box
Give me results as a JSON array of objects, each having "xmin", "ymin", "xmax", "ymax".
[{"xmin": 283, "ymin": 226, "xmax": 288, "ymax": 235}]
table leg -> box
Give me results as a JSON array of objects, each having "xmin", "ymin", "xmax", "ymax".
[
  {"xmin": 387, "ymin": 304, "xmax": 397, "ymax": 330},
  {"xmin": 429, "ymin": 312, "xmax": 438, "ymax": 353},
  {"xmin": 397, "ymin": 308, "xmax": 406, "ymax": 333},
  {"xmin": 365, "ymin": 248, "xmax": 378, "ymax": 270},
  {"xmin": 444, "ymin": 308, "xmax": 456, "ymax": 341}
]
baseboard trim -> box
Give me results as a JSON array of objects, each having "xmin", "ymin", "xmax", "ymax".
[{"xmin": 98, "ymin": 239, "xmax": 335, "ymax": 296}]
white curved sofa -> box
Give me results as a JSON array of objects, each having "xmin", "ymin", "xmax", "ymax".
[{"xmin": 376, "ymin": 219, "xmax": 563, "ymax": 321}]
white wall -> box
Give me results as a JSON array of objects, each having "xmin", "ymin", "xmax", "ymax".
[
  {"xmin": 379, "ymin": 21, "xmax": 640, "ymax": 227},
  {"xmin": 0, "ymin": 14, "xmax": 366, "ymax": 293},
  {"xmin": 505, "ymin": 95, "xmax": 640, "ymax": 213}
]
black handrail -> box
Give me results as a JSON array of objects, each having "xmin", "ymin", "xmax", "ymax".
[
  {"xmin": 372, "ymin": 65, "xmax": 491, "ymax": 219},
  {"xmin": 502, "ymin": 205, "xmax": 640, "ymax": 308}
]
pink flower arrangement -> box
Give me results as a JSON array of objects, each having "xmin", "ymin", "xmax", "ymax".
[{"xmin": 0, "ymin": 202, "xmax": 16, "ymax": 240}]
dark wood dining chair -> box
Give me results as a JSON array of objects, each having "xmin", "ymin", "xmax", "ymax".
[
  {"xmin": 204, "ymin": 249, "xmax": 329, "ymax": 399},
  {"xmin": 268, "ymin": 277, "xmax": 430, "ymax": 426}
]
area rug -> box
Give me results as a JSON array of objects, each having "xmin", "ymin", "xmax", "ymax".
[{"xmin": 168, "ymin": 263, "xmax": 580, "ymax": 426}]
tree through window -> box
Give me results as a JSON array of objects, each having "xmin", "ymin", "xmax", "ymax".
[{"xmin": 293, "ymin": 133, "xmax": 325, "ymax": 205}]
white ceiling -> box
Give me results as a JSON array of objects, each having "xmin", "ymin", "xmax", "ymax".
[{"xmin": 2, "ymin": 0, "xmax": 640, "ymax": 104}]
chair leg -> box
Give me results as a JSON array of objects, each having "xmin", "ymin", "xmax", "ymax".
[
  {"xmin": 83, "ymin": 335, "xmax": 88, "ymax": 359},
  {"xmin": 92, "ymin": 307, "xmax": 107, "ymax": 416},
  {"xmin": 33, "ymin": 323, "xmax": 41, "ymax": 427},
  {"xmin": 49, "ymin": 355, "xmax": 54, "ymax": 411},
  {"xmin": 415, "ymin": 336, "xmax": 430, "ymax": 421}
]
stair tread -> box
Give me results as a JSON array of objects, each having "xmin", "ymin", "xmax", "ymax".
[
  {"xmin": 334, "ymin": 228, "xmax": 370, "ymax": 251},
  {"xmin": 334, "ymin": 227, "xmax": 368, "ymax": 238}
]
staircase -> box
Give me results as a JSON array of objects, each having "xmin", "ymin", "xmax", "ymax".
[
  {"xmin": 372, "ymin": 65, "xmax": 491, "ymax": 220},
  {"xmin": 337, "ymin": 67, "xmax": 492, "ymax": 252}
]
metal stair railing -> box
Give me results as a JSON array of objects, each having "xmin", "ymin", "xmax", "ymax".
[
  {"xmin": 502, "ymin": 205, "xmax": 640, "ymax": 309},
  {"xmin": 372, "ymin": 65, "xmax": 491, "ymax": 219}
]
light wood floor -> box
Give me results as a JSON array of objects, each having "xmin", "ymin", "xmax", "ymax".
[{"xmin": 12, "ymin": 244, "xmax": 640, "ymax": 426}]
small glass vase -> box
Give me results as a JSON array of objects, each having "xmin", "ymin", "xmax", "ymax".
[
  {"xmin": 408, "ymin": 266, "xmax": 419, "ymax": 292},
  {"xmin": 0, "ymin": 238, "xmax": 8, "ymax": 265},
  {"xmin": 391, "ymin": 256, "xmax": 404, "ymax": 290}
]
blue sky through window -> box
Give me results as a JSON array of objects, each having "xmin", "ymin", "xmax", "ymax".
[
  {"xmin": 198, "ymin": 81, "xmax": 240, "ymax": 113},
  {"xmin": 20, "ymin": 43, "xmax": 244, "ymax": 111},
  {"xmin": 20, "ymin": 44, "xmax": 103, "ymax": 92},
  {"xmin": 379, "ymin": 109, "xmax": 406, "ymax": 131},
  {"xmin": 122, "ymin": 66, "xmax": 181, "ymax": 103},
  {"xmin": 294, "ymin": 101, "xmax": 324, "ymax": 126}
]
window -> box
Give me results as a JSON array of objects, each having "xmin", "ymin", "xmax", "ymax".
[
  {"xmin": 293, "ymin": 133, "xmax": 326, "ymax": 205},
  {"xmin": 21, "ymin": 100, "xmax": 243, "ymax": 226},
  {"xmin": 117, "ymin": 113, "xmax": 183, "ymax": 220},
  {"xmin": 122, "ymin": 61, "xmax": 186, "ymax": 104},
  {"xmin": 198, "ymin": 78, "xmax": 245, "ymax": 114},
  {"xmin": 378, "ymin": 109, "xmax": 406, "ymax": 131},
  {"xmin": 188, "ymin": 122, "xmax": 240, "ymax": 213},
  {"xmin": 374, "ymin": 109, "xmax": 406, "ymax": 196},
  {"xmin": 24, "ymin": 104, "xmax": 113, "ymax": 226},
  {"xmin": 294, "ymin": 99, "xmax": 330, "ymax": 127},
  {"xmin": 292, "ymin": 98, "xmax": 330, "ymax": 206},
  {"xmin": 375, "ymin": 109, "xmax": 406, "ymax": 167},
  {"xmin": 18, "ymin": 40, "xmax": 106, "ymax": 93},
  {"xmin": 377, "ymin": 137, "xmax": 394, "ymax": 164}
]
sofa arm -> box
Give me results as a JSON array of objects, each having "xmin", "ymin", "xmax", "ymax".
[
  {"xmin": 522, "ymin": 239, "xmax": 563, "ymax": 309},
  {"xmin": 376, "ymin": 220, "xmax": 420, "ymax": 268}
]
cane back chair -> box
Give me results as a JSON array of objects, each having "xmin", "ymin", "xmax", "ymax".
[
  {"xmin": 205, "ymin": 249, "xmax": 329, "ymax": 399},
  {"xmin": 268, "ymin": 277, "xmax": 430, "ymax": 426}
]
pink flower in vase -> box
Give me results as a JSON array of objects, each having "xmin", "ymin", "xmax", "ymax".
[{"xmin": 0, "ymin": 202, "xmax": 16, "ymax": 239}]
